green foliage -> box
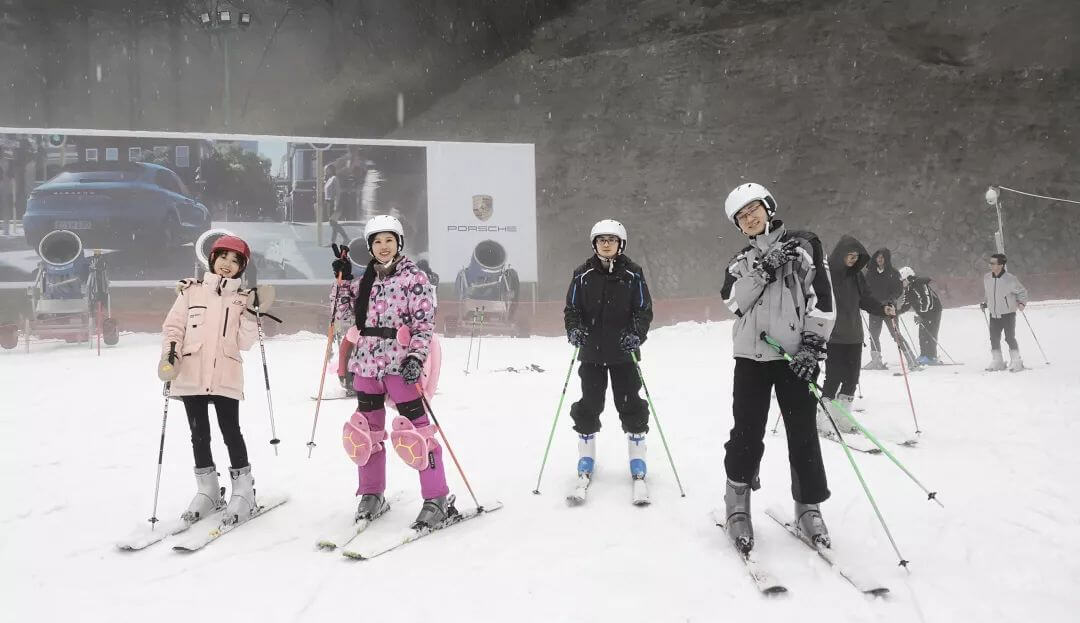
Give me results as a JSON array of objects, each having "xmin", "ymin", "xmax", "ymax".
[{"xmin": 198, "ymin": 145, "xmax": 275, "ymax": 220}]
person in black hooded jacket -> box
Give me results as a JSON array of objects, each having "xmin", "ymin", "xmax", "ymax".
[
  {"xmin": 564, "ymin": 219, "xmax": 653, "ymax": 488},
  {"xmin": 818, "ymin": 236, "xmax": 894, "ymax": 434},
  {"xmin": 863, "ymin": 248, "xmax": 918, "ymax": 369}
]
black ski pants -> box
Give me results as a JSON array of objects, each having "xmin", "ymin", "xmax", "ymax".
[
  {"xmin": 917, "ymin": 310, "xmax": 942, "ymax": 359},
  {"xmin": 822, "ymin": 342, "xmax": 861, "ymax": 400},
  {"xmin": 989, "ymin": 312, "xmax": 1018, "ymax": 351},
  {"xmin": 570, "ymin": 362, "xmax": 650, "ymax": 435},
  {"xmin": 724, "ymin": 358, "xmax": 830, "ymax": 504},
  {"xmin": 867, "ymin": 313, "xmax": 903, "ymax": 353},
  {"xmin": 181, "ymin": 395, "xmax": 249, "ymax": 470}
]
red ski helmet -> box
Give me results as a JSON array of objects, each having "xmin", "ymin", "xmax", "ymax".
[{"xmin": 209, "ymin": 235, "xmax": 250, "ymax": 276}]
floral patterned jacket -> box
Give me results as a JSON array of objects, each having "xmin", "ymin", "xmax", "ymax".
[{"xmin": 332, "ymin": 256, "xmax": 436, "ymax": 379}]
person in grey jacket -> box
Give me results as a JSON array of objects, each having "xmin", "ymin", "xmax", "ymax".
[
  {"xmin": 981, "ymin": 253, "xmax": 1029, "ymax": 371},
  {"xmin": 719, "ymin": 183, "xmax": 835, "ymax": 554}
]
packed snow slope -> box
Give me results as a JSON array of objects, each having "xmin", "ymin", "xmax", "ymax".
[{"xmin": 2, "ymin": 301, "xmax": 1078, "ymax": 622}]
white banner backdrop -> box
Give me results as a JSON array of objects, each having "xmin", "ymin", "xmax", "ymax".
[{"xmin": 425, "ymin": 142, "xmax": 537, "ymax": 283}]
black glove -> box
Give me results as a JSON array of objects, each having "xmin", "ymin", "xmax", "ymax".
[
  {"xmin": 757, "ymin": 239, "xmax": 800, "ymax": 281},
  {"xmin": 619, "ymin": 331, "xmax": 642, "ymax": 353},
  {"xmin": 400, "ymin": 356, "xmax": 423, "ymax": 385},
  {"xmin": 789, "ymin": 332, "xmax": 826, "ymax": 383},
  {"xmin": 913, "ymin": 316, "xmax": 924, "ymax": 327},
  {"xmin": 567, "ymin": 327, "xmax": 588, "ymax": 347},
  {"xmin": 331, "ymin": 244, "xmax": 353, "ymax": 281},
  {"xmin": 979, "ymin": 302, "xmax": 988, "ymax": 310}
]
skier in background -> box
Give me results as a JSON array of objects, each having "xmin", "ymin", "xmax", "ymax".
[
  {"xmin": 897, "ymin": 266, "xmax": 944, "ymax": 365},
  {"xmin": 719, "ymin": 183, "xmax": 835, "ymax": 553},
  {"xmin": 818, "ymin": 235, "xmax": 894, "ymax": 435},
  {"xmin": 862, "ymin": 248, "xmax": 917, "ymax": 370},
  {"xmin": 981, "ymin": 253, "xmax": 1029, "ymax": 372},
  {"xmin": 563, "ymin": 219, "xmax": 653, "ymax": 501}
]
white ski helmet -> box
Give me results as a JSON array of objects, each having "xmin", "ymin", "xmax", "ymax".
[
  {"xmin": 364, "ymin": 215, "xmax": 405, "ymax": 253},
  {"xmin": 590, "ymin": 219, "xmax": 627, "ymax": 254},
  {"xmin": 898, "ymin": 266, "xmax": 915, "ymax": 281},
  {"xmin": 724, "ymin": 183, "xmax": 778, "ymax": 227}
]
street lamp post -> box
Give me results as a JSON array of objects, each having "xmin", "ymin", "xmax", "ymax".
[
  {"xmin": 985, "ymin": 186, "xmax": 1005, "ymax": 253},
  {"xmin": 198, "ymin": 7, "xmax": 252, "ymax": 128}
]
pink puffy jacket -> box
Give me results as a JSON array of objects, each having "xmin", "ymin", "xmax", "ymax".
[{"xmin": 162, "ymin": 274, "xmax": 258, "ymax": 401}]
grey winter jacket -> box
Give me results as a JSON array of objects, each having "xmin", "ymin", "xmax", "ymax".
[
  {"xmin": 721, "ymin": 221, "xmax": 835, "ymax": 362},
  {"xmin": 983, "ymin": 270, "xmax": 1029, "ymax": 318}
]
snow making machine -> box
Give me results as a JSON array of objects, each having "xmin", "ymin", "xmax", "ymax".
[
  {"xmin": 444, "ymin": 239, "xmax": 529, "ymax": 338},
  {"xmin": 5, "ymin": 229, "xmax": 118, "ymax": 351}
]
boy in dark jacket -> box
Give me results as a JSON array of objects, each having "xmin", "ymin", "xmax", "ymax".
[
  {"xmin": 863, "ymin": 248, "xmax": 918, "ymax": 369},
  {"xmin": 819, "ymin": 236, "xmax": 894, "ymax": 435},
  {"xmin": 898, "ymin": 267, "xmax": 944, "ymax": 365},
  {"xmin": 564, "ymin": 219, "xmax": 654, "ymax": 495}
]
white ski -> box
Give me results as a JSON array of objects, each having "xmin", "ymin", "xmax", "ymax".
[
  {"xmin": 315, "ymin": 495, "xmax": 398, "ymax": 551},
  {"xmin": 116, "ymin": 509, "xmax": 224, "ymax": 551},
  {"xmin": 566, "ymin": 474, "xmax": 591, "ymax": 506},
  {"xmin": 172, "ymin": 495, "xmax": 288, "ymax": 552},
  {"xmin": 764, "ymin": 507, "xmax": 889, "ymax": 596},
  {"xmin": 710, "ymin": 509, "xmax": 787, "ymax": 595},
  {"xmin": 341, "ymin": 501, "xmax": 503, "ymax": 560}
]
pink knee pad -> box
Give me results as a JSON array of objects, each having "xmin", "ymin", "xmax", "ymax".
[
  {"xmin": 389, "ymin": 416, "xmax": 440, "ymax": 471},
  {"xmin": 342, "ymin": 412, "xmax": 387, "ymax": 466}
]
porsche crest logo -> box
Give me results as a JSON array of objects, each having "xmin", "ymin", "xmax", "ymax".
[{"xmin": 472, "ymin": 194, "xmax": 494, "ymax": 221}]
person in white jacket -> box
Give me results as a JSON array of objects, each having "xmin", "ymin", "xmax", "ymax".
[{"xmin": 981, "ymin": 253, "xmax": 1029, "ymax": 372}]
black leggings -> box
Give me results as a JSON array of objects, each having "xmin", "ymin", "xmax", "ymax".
[
  {"xmin": 181, "ymin": 395, "xmax": 248, "ymax": 470},
  {"xmin": 822, "ymin": 342, "xmax": 861, "ymax": 399},
  {"xmin": 989, "ymin": 313, "xmax": 1018, "ymax": 351}
]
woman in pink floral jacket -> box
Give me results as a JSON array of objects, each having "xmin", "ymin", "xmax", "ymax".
[{"xmin": 331, "ymin": 215, "xmax": 451, "ymax": 530}]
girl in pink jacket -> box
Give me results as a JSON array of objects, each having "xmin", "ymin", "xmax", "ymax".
[
  {"xmin": 158, "ymin": 235, "xmax": 275, "ymax": 527},
  {"xmin": 332, "ymin": 215, "xmax": 450, "ymax": 529}
]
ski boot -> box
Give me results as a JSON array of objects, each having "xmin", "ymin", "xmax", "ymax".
[
  {"xmin": 1008, "ymin": 348, "xmax": 1025, "ymax": 372},
  {"xmin": 833, "ymin": 394, "xmax": 859, "ymax": 434},
  {"xmin": 724, "ymin": 478, "xmax": 754, "ymax": 554},
  {"xmin": 986, "ymin": 350, "xmax": 1007, "ymax": 371},
  {"xmin": 916, "ymin": 355, "xmax": 932, "ymax": 366},
  {"xmin": 181, "ymin": 465, "xmax": 226, "ymax": 522},
  {"xmin": 355, "ymin": 493, "xmax": 390, "ymax": 522},
  {"xmin": 222, "ymin": 465, "xmax": 256, "ymax": 527},
  {"xmin": 861, "ymin": 350, "xmax": 887, "ymax": 370},
  {"xmin": 577, "ymin": 433, "xmax": 596, "ymax": 479},
  {"xmin": 795, "ymin": 502, "xmax": 830, "ymax": 548},
  {"xmin": 628, "ymin": 433, "xmax": 646, "ymax": 480},
  {"xmin": 411, "ymin": 494, "xmax": 457, "ymax": 530}
]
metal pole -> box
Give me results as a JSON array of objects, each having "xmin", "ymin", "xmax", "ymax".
[
  {"xmin": 222, "ymin": 33, "xmax": 231, "ymax": 128},
  {"xmin": 532, "ymin": 348, "xmax": 578, "ymax": 494},
  {"xmin": 994, "ymin": 199, "xmax": 1005, "ymax": 254},
  {"xmin": 315, "ymin": 149, "xmax": 324, "ymax": 247}
]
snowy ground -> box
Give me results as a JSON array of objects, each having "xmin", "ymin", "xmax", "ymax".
[{"xmin": 2, "ymin": 302, "xmax": 1078, "ymax": 622}]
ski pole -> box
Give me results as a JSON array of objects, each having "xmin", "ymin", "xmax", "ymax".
[
  {"xmin": 308, "ymin": 275, "xmax": 343, "ymax": 458},
  {"xmin": 416, "ymin": 386, "xmax": 484, "ymax": 510},
  {"xmin": 762, "ymin": 334, "xmax": 923, "ymax": 568},
  {"xmin": 252, "ymin": 289, "xmax": 281, "ymax": 455},
  {"xmin": 899, "ymin": 316, "xmax": 919, "ymax": 360},
  {"xmin": 631, "ymin": 351, "xmax": 686, "ymax": 497},
  {"xmin": 1019, "ymin": 308, "xmax": 1050, "ymax": 365},
  {"xmin": 890, "ymin": 318, "xmax": 922, "ymax": 436},
  {"xmin": 770, "ymin": 411, "xmax": 782, "ymax": 434},
  {"xmin": 532, "ymin": 347, "xmax": 578, "ymax": 494},
  {"xmin": 464, "ymin": 330, "xmax": 474, "ymax": 374},
  {"xmin": 149, "ymin": 379, "xmax": 172, "ymax": 529},
  {"xmin": 762, "ymin": 332, "xmax": 940, "ymax": 502}
]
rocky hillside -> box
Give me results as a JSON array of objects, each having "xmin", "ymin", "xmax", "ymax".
[{"xmin": 391, "ymin": 0, "xmax": 1080, "ymax": 299}]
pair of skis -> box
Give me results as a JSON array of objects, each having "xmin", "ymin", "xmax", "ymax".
[
  {"xmin": 712, "ymin": 507, "xmax": 890, "ymax": 596},
  {"xmin": 116, "ymin": 494, "xmax": 289, "ymax": 553},
  {"xmin": 566, "ymin": 474, "xmax": 650, "ymax": 506},
  {"xmin": 316, "ymin": 495, "xmax": 504, "ymax": 560},
  {"xmin": 819, "ymin": 431, "xmax": 917, "ymax": 455}
]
